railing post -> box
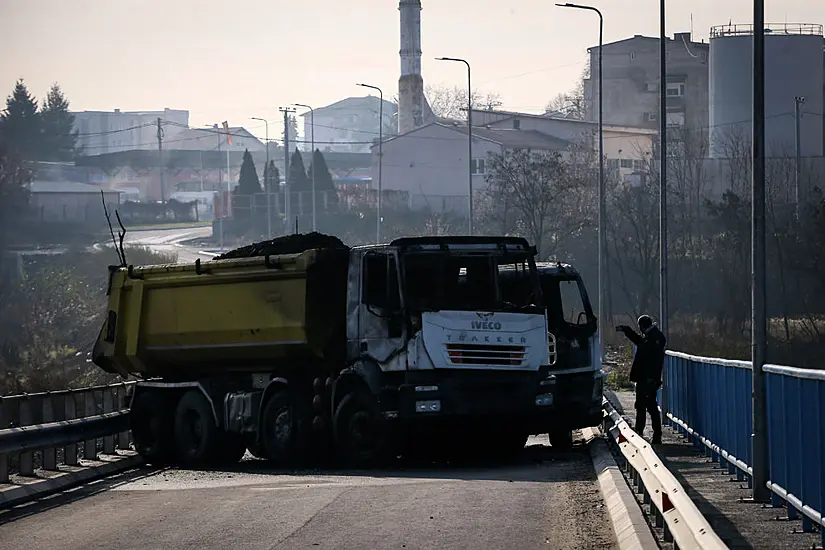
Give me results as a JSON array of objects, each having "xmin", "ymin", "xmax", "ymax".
[
  {"xmin": 42, "ymin": 394, "xmax": 58, "ymax": 470},
  {"xmin": 19, "ymin": 397, "xmax": 34, "ymax": 476},
  {"xmin": 64, "ymin": 390, "xmax": 78, "ymax": 466},
  {"xmin": 83, "ymin": 390, "xmax": 97, "ymax": 460},
  {"xmin": 117, "ymin": 384, "xmax": 131, "ymax": 450},
  {"xmin": 103, "ymin": 387, "xmax": 115, "ymax": 454}
]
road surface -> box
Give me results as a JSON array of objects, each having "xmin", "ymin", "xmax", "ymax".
[
  {"xmin": 122, "ymin": 226, "xmax": 213, "ymax": 263},
  {"xmin": 0, "ymin": 436, "xmax": 616, "ymax": 550}
]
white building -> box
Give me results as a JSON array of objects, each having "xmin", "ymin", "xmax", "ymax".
[
  {"xmin": 301, "ymin": 96, "xmax": 396, "ymax": 154},
  {"xmin": 373, "ymin": 110, "xmax": 657, "ymax": 214},
  {"xmin": 73, "ymin": 108, "xmax": 189, "ymax": 156}
]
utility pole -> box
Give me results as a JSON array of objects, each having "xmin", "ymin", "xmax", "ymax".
[
  {"xmin": 794, "ymin": 96, "xmax": 805, "ymax": 220},
  {"xmin": 280, "ymin": 107, "xmax": 296, "ymax": 231},
  {"xmin": 751, "ymin": 0, "xmax": 770, "ymax": 503},
  {"xmin": 156, "ymin": 117, "xmax": 166, "ymax": 203},
  {"xmin": 658, "ymin": 0, "xmax": 669, "ymax": 416},
  {"xmin": 216, "ymin": 124, "xmax": 224, "ymax": 252}
]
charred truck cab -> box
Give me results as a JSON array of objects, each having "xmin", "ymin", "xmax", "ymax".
[
  {"xmin": 352, "ymin": 237, "xmax": 552, "ymax": 449},
  {"xmin": 93, "ymin": 235, "xmax": 554, "ymax": 468},
  {"xmin": 501, "ymin": 262, "xmax": 603, "ymax": 446}
]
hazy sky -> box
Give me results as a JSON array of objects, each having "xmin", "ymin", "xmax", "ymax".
[{"xmin": 2, "ymin": 0, "xmax": 823, "ymax": 140}]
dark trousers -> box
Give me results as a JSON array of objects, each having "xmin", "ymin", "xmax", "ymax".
[{"xmin": 634, "ymin": 379, "xmax": 662, "ymax": 437}]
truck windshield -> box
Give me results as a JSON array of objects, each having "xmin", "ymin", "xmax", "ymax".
[{"xmin": 402, "ymin": 252, "xmax": 540, "ymax": 312}]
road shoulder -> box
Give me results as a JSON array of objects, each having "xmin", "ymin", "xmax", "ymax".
[{"xmin": 584, "ymin": 427, "xmax": 659, "ymax": 549}]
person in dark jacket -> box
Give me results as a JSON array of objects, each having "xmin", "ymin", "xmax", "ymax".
[{"xmin": 617, "ymin": 315, "xmax": 667, "ymax": 444}]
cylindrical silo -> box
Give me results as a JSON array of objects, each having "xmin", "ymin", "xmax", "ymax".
[{"xmin": 709, "ymin": 23, "xmax": 824, "ymax": 158}]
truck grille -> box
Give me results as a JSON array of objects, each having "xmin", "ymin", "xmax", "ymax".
[{"xmin": 446, "ymin": 343, "xmax": 526, "ymax": 366}]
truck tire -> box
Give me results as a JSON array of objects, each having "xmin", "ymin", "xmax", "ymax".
[
  {"xmin": 260, "ymin": 390, "xmax": 311, "ymax": 465},
  {"xmin": 174, "ymin": 390, "xmax": 220, "ymax": 465},
  {"xmin": 334, "ymin": 391, "xmax": 387, "ymax": 467},
  {"xmin": 131, "ymin": 391, "xmax": 174, "ymax": 464},
  {"xmin": 549, "ymin": 428, "xmax": 574, "ymax": 450}
]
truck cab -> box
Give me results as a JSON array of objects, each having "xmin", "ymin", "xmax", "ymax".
[{"xmin": 339, "ymin": 237, "xmax": 554, "ymax": 457}]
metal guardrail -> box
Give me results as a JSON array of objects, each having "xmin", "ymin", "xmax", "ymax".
[
  {"xmin": 664, "ymin": 351, "xmax": 825, "ymax": 546},
  {"xmin": 602, "ymin": 396, "xmax": 727, "ymax": 549},
  {"xmin": 0, "ymin": 382, "xmax": 134, "ymax": 483}
]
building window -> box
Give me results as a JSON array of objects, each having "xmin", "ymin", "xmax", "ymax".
[
  {"xmin": 471, "ymin": 158, "xmax": 486, "ymax": 175},
  {"xmin": 513, "ymin": 119, "xmax": 521, "ymax": 130},
  {"xmin": 607, "ymin": 159, "xmax": 620, "ymax": 170},
  {"xmin": 644, "ymin": 112, "xmax": 658, "ymax": 123},
  {"xmin": 646, "ymin": 83, "xmax": 657, "ymax": 92},
  {"xmin": 666, "ymin": 111, "xmax": 685, "ymax": 128},
  {"xmin": 666, "ymin": 82, "xmax": 685, "ymax": 97},
  {"xmin": 620, "ymin": 159, "xmax": 633, "ymax": 169},
  {"xmin": 700, "ymin": 51, "xmax": 708, "ymax": 63},
  {"xmin": 633, "ymin": 159, "xmax": 644, "ymax": 171}
]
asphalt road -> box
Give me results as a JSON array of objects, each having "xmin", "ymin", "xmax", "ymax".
[
  {"xmin": 122, "ymin": 226, "xmax": 213, "ymax": 263},
  {"xmin": 0, "ymin": 435, "xmax": 617, "ymax": 550}
]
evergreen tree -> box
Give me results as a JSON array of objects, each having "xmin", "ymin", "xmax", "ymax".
[
  {"xmin": 307, "ymin": 149, "xmax": 339, "ymax": 206},
  {"xmin": 235, "ymin": 149, "xmax": 261, "ymax": 195},
  {"xmin": 40, "ymin": 83, "xmax": 78, "ymax": 161},
  {"xmin": 0, "ymin": 80, "xmax": 40, "ymax": 159},
  {"xmin": 287, "ymin": 149, "xmax": 308, "ymax": 191},
  {"xmin": 262, "ymin": 160, "xmax": 280, "ymax": 193}
]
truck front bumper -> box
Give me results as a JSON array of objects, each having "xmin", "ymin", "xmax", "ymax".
[{"xmin": 378, "ymin": 367, "xmax": 603, "ymax": 433}]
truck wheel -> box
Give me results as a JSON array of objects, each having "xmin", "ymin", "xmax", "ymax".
[
  {"xmin": 260, "ymin": 390, "xmax": 310, "ymax": 465},
  {"xmin": 131, "ymin": 391, "xmax": 174, "ymax": 464},
  {"xmin": 174, "ymin": 390, "xmax": 220, "ymax": 465},
  {"xmin": 334, "ymin": 391, "xmax": 387, "ymax": 467},
  {"xmin": 549, "ymin": 428, "xmax": 574, "ymax": 450}
]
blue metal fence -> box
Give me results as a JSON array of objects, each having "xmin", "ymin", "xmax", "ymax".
[{"xmin": 663, "ymin": 351, "xmax": 824, "ymax": 543}]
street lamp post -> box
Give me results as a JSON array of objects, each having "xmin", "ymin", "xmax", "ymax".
[
  {"xmin": 436, "ymin": 57, "xmax": 473, "ymax": 235},
  {"xmin": 293, "ymin": 104, "xmax": 316, "ymax": 231},
  {"xmin": 357, "ymin": 83, "xmax": 383, "ymax": 244},
  {"xmin": 250, "ymin": 117, "xmax": 271, "ymax": 238},
  {"xmin": 557, "ymin": 2, "xmax": 605, "ymax": 362}
]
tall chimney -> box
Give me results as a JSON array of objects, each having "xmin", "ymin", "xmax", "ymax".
[{"xmin": 398, "ymin": 0, "xmax": 426, "ymax": 134}]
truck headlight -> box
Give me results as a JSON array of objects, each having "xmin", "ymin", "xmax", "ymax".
[
  {"xmin": 415, "ymin": 400, "xmax": 441, "ymax": 413},
  {"xmin": 535, "ymin": 393, "xmax": 554, "ymax": 406}
]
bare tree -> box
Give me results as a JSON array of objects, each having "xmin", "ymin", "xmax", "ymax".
[
  {"xmin": 484, "ymin": 148, "xmax": 590, "ymax": 259},
  {"xmin": 425, "ymin": 85, "xmax": 503, "ymax": 121}
]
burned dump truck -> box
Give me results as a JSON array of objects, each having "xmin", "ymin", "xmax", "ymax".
[
  {"xmin": 501, "ymin": 262, "xmax": 603, "ymax": 447},
  {"xmin": 93, "ymin": 233, "xmax": 556, "ymax": 467}
]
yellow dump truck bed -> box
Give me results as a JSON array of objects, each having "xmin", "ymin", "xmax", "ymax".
[{"xmin": 93, "ymin": 247, "xmax": 350, "ymax": 378}]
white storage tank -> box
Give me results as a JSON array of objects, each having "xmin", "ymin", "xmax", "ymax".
[{"xmin": 708, "ymin": 23, "xmax": 824, "ymax": 158}]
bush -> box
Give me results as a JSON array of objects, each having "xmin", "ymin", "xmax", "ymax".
[{"xmin": 0, "ymin": 246, "xmax": 176, "ymax": 394}]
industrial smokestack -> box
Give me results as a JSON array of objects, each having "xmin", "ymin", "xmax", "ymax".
[{"xmin": 398, "ymin": 0, "xmax": 432, "ymax": 134}]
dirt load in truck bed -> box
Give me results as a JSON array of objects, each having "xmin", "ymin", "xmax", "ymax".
[{"xmin": 215, "ymin": 232, "xmax": 349, "ymax": 259}]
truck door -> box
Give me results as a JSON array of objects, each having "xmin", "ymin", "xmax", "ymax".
[{"xmin": 358, "ymin": 250, "xmax": 406, "ymax": 367}]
